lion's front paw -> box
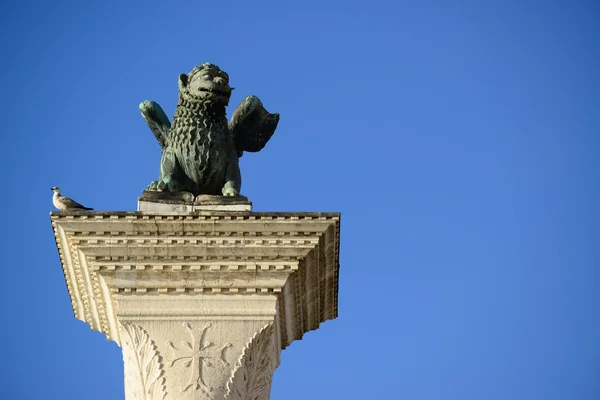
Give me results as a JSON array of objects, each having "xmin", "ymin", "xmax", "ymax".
[
  {"xmin": 146, "ymin": 180, "xmax": 166, "ymax": 191},
  {"xmin": 222, "ymin": 182, "xmax": 240, "ymax": 197},
  {"xmin": 146, "ymin": 176, "xmax": 180, "ymax": 193}
]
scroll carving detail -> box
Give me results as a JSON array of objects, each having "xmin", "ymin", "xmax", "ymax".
[
  {"xmin": 120, "ymin": 323, "xmax": 167, "ymax": 400},
  {"xmin": 225, "ymin": 323, "xmax": 278, "ymax": 400}
]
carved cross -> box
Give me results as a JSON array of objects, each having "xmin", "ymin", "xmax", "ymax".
[{"xmin": 166, "ymin": 322, "xmax": 232, "ymax": 396}]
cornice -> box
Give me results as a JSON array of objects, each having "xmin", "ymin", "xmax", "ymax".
[{"xmin": 51, "ymin": 211, "xmax": 340, "ymax": 349}]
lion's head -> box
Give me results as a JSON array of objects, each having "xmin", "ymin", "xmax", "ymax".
[{"xmin": 178, "ymin": 63, "xmax": 233, "ymax": 106}]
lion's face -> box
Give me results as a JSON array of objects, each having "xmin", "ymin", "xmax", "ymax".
[{"xmin": 178, "ymin": 63, "xmax": 233, "ymax": 105}]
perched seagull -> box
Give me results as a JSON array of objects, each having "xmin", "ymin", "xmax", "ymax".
[{"xmin": 51, "ymin": 187, "xmax": 93, "ymax": 211}]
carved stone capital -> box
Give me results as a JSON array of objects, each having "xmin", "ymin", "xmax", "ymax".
[
  {"xmin": 116, "ymin": 295, "xmax": 281, "ymax": 399},
  {"xmin": 119, "ymin": 319, "xmax": 277, "ymax": 400},
  {"xmin": 51, "ymin": 211, "xmax": 340, "ymax": 399}
]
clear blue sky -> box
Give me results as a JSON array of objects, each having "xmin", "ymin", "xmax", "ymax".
[{"xmin": 0, "ymin": 1, "xmax": 598, "ymax": 399}]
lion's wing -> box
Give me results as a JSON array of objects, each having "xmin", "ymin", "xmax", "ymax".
[
  {"xmin": 140, "ymin": 100, "xmax": 171, "ymax": 148},
  {"xmin": 229, "ymin": 95, "xmax": 279, "ymax": 157}
]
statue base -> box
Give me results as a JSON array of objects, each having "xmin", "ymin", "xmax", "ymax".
[{"xmin": 138, "ymin": 191, "xmax": 252, "ymax": 212}]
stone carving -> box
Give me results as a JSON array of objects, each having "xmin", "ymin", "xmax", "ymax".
[
  {"xmin": 140, "ymin": 62, "xmax": 279, "ymax": 197},
  {"xmin": 119, "ymin": 323, "xmax": 167, "ymax": 400},
  {"xmin": 225, "ymin": 323, "xmax": 277, "ymax": 400},
  {"xmin": 219, "ymin": 343, "xmax": 234, "ymax": 367},
  {"xmin": 51, "ymin": 212, "xmax": 341, "ymax": 399},
  {"xmin": 166, "ymin": 322, "xmax": 232, "ymax": 396}
]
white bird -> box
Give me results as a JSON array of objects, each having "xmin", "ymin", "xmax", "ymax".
[{"xmin": 51, "ymin": 187, "xmax": 93, "ymax": 211}]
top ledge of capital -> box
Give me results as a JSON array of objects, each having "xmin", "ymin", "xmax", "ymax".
[{"xmin": 49, "ymin": 211, "xmax": 341, "ymax": 219}]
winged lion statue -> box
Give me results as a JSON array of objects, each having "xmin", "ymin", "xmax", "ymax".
[{"xmin": 139, "ymin": 62, "xmax": 279, "ymax": 197}]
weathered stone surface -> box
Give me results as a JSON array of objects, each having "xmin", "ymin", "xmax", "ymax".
[
  {"xmin": 51, "ymin": 211, "xmax": 340, "ymax": 399},
  {"xmin": 138, "ymin": 192, "xmax": 253, "ymax": 212},
  {"xmin": 140, "ymin": 190, "xmax": 197, "ymax": 204}
]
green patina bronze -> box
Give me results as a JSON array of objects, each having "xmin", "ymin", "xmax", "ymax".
[{"xmin": 140, "ymin": 62, "xmax": 279, "ymax": 197}]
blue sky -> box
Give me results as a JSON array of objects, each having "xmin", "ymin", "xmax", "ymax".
[{"xmin": 1, "ymin": 0, "xmax": 599, "ymax": 399}]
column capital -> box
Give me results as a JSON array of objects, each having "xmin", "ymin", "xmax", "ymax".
[{"xmin": 51, "ymin": 211, "xmax": 340, "ymax": 399}]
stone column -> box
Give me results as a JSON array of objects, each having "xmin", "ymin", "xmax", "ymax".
[{"xmin": 51, "ymin": 202, "xmax": 340, "ymax": 400}]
